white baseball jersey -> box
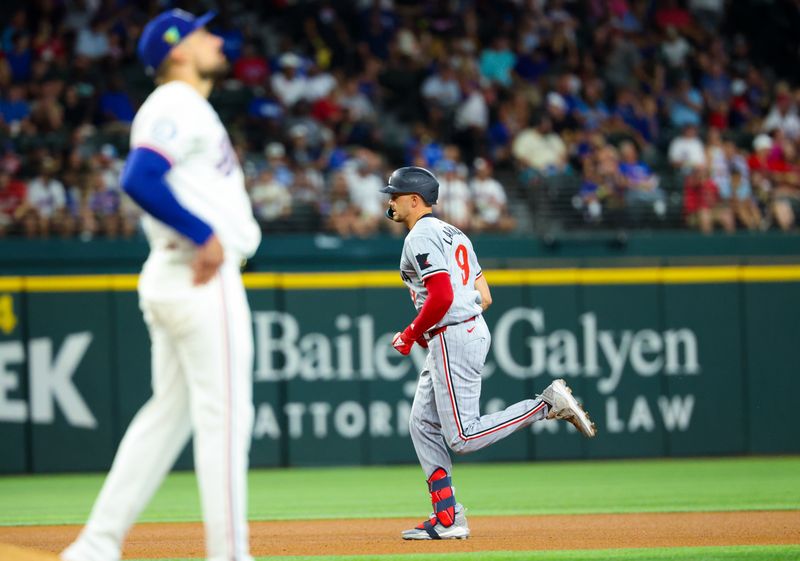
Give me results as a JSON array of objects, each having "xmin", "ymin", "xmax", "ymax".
[
  {"xmin": 400, "ymin": 214, "xmax": 483, "ymax": 329},
  {"xmin": 130, "ymin": 81, "xmax": 261, "ymax": 299}
]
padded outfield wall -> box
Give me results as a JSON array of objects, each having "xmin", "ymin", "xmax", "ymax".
[{"xmin": 1, "ymin": 264, "xmax": 799, "ymax": 473}]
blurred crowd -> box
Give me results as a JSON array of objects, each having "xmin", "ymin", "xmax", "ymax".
[{"xmin": 1, "ymin": 0, "xmax": 800, "ymax": 240}]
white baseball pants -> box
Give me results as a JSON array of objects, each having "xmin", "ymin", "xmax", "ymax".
[{"xmin": 62, "ymin": 262, "xmax": 254, "ymax": 561}]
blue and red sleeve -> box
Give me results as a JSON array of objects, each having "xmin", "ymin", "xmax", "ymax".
[{"xmin": 120, "ymin": 147, "xmax": 213, "ymax": 245}]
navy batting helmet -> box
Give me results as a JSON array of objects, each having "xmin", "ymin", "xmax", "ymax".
[{"xmin": 380, "ymin": 166, "xmax": 439, "ymax": 205}]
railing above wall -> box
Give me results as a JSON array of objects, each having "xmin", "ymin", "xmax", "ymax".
[{"xmin": 1, "ymin": 232, "xmax": 800, "ymax": 275}]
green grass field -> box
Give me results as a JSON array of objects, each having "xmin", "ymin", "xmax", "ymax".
[{"xmin": 2, "ymin": 457, "xmax": 799, "ymax": 560}]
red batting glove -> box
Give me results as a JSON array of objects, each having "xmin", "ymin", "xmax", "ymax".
[
  {"xmin": 416, "ymin": 335, "xmax": 428, "ymax": 349},
  {"xmin": 392, "ymin": 327, "xmax": 415, "ymax": 355}
]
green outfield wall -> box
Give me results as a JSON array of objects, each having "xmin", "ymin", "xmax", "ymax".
[
  {"xmin": 1, "ymin": 265, "xmax": 799, "ymax": 473},
  {"xmin": 2, "ymin": 231, "xmax": 800, "ymax": 274}
]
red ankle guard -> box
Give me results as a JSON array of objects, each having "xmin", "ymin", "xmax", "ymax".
[{"xmin": 427, "ymin": 467, "xmax": 456, "ymax": 527}]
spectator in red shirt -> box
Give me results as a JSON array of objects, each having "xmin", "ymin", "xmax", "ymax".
[
  {"xmin": 655, "ymin": 0, "xmax": 694, "ymax": 32},
  {"xmin": 683, "ymin": 163, "xmax": 734, "ymax": 234},
  {"xmin": 747, "ymin": 134, "xmax": 778, "ymax": 174},
  {"xmin": 746, "ymin": 133, "xmax": 800, "ymax": 229},
  {"xmin": 32, "ymin": 21, "xmax": 65, "ymax": 63},
  {"xmin": 763, "ymin": 139, "xmax": 800, "ymax": 231},
  {"xmin": 232, "ymin": 42, "xmax": 269, "ymax": 87},
  {"xmin": 729, "ymin": 79, "xmax": 754, "ymax": 128},
  {"xmin": 311, "ymin": 95, "xmax": 342, "ymax": 126},
  {"xmin": 0, "ymin": 170, "xmax": 25, "ymax": 236}
]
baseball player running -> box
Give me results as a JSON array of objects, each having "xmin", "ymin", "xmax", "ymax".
[
  {"xmin": 62, "ymin": 10, "xmax": 260, "ymax": 561},
  {"xmin": 383, "ymin": 167, "xmax": 596, "ymax": 540}
]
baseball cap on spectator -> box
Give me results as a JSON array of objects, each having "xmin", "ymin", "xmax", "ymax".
[
  {"xmin": 100, "ymin": 143, "xmax": 117, "ymax": 159},
  {"xmin": 265, "ymin": 142, "xmax": 286, "ymax": 158},
  {"xmin": 137, "ymin": 9, "xmax": 217, "ymax": 75},
  {"xmin": 473, "ymin": 157, "xmax": 491, "ymax": 171},
  {"xmin": 397, "ymin": 29, "xmax": 419, "ymax": 57},
  {"xmin": 289, "ymin": 124, "xmax": 308, "ymax": 138},
  {"xmin": 279, "ymin": 53, "xmax": 303, "ymax": 69},
  {"xmin": 546, "ymin": 92, "xmax": 568, "ymax": 111},
  {"xmin": 753, "ymin": 134, "xmax": 773, "ymax": 152}
]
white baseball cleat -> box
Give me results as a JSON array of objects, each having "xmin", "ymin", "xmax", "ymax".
[
  {"xmin": 402, "ymin": 505, "xmax": 470, "ymax": 540},
  {"xmin": 540, "ymin": 379, "xmax": 597, "ymax": 438}
]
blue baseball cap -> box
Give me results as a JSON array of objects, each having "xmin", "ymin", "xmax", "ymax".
[{"xmin": 137, "ymin": 9, "xmax": 216, "ymax": 75}]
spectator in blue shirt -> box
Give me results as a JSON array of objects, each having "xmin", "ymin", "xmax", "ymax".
[
  {"xmin": 98, "ymin": 75, "xmax": 135, "ymax": 124},
  {"xmin": 514, "ymin": 46, "xmax": 549, "ymax": 84},
  {"xmin": 264, "ymin": 142, "xmax": 294, "ymax": 188},
  {"xmin": 1, "ymin": 9, "xmax": 26, "ymax": 53},
  {"xmin": 618, "ymin": 140, "xmax": 666, "ymax": 221},
  {"xmin": 359, "ymin": 4, "xmax": 396, "ymax": 60},
  {"xmin": 701, "ymin": 61, "xmax": 732, "ymax": 104},
  {"xmin": 405, "ymin": 123, "xmax": 444, "ymax": 169},
  {"xmin": 0, "ymin": 84, "xmax": 31, "ymax": 127},
  {"xmin": 480, "ymin": 36, "xmax": 516, "ymax": 88},
  {"xmin": 6, "ymin": 33, "xmax": 32, "ymax": 83},
  {"xmin": 578, "ymin": 79, "xmax": 611, "ymax": 131},
  {"xmin": 613, "ymin": 89, "xmax": 660, "ymax": 145},
  {"xmin": 668, "ymin": 77, "xmax": 704, "ymax": 129}
]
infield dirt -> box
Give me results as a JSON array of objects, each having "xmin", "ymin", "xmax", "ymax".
[{"xmin": 1, "ymin": 511, "xmax": 798, "ymax": 558}]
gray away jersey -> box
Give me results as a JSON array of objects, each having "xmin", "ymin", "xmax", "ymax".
[{"xmin": 400, "ymin": 214, "xmax": 483, "ymax": 329}]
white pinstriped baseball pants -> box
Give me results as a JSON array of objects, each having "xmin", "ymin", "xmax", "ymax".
[
  {"xmin": 409, "ymin": 315, "xmax": 549, "ymax": 477},
  {"xmin": 62, "ymin": 262, "xmax": 254, "ymax": 561}
]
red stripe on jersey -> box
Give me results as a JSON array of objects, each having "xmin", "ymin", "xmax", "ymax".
[{"xmin": 218, "ymin": 274, "xmax": 240, "ymax": 558}]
